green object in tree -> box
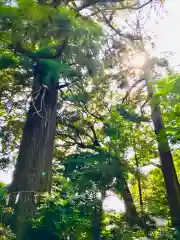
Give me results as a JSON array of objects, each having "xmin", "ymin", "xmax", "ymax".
[
  {"xmin": 35, "ymin": 59, "xmax": 72, "ymax": 85},
  {"xmin": 0, "ymin": 55, "xmax": 17, "ymax": 69}
]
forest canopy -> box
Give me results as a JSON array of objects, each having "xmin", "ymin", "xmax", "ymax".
[{"xmin": 0, "ymin": 0, "xmax": 180, "ymax": 239}]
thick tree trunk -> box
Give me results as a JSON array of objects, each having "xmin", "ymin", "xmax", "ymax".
[{"xmin": 9, "ymin": 79, "xmax": 58, "ymax": 239}]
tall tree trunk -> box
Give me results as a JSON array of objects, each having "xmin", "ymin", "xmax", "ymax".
[
  {"xmin": 119, "ymin": 177, "xmax": 140, "ymax": 225},
  {"xmin": 91, "ymin": 192, "xmax": 105, "ymax": 240},
  {"xmin": 142, "ymin": 51, "xmax": 180, "ymax": 229},
  {"xmin": 149, "ymin": 84, "xmax": 180, "ymax": 228},
  {"xmin": 92, "ymin": 205, "xmax": 102, "ymax": 240},
  {"xmin": 134, "ymin": 11, "xmax": 180, "ymax": 227},
  {"xmin": 134, "ymin": 149, "xmax": 143, "ymax": 212},
  {"xmin": 9, "ymin": 79, "xmax": 58, "ymax": 239},
  {"xmin": 116, "ymin": 175, "xmax": 151, "ymax": 234}
]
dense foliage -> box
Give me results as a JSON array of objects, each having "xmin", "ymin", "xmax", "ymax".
[{"xmin": 0, "ymin": 0, "xmax": 180, "ymax": 239}]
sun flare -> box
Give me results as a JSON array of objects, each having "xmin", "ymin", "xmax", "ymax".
[{"xmin": 129, "ymin": 51, "xmax": 147, "ymax": 68}]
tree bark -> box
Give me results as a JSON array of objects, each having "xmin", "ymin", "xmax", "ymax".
[
  {"xmin": 150, "ymin": 92, "xmax": 180, "ymax": 228},
  {"xmin": 92, "ymin": 204, "xmax": 102, "ymax": 240},
  {"xmin": 134, "ymin": 13, "xmax": 180, "ymax": 227},
  {"xmin": 119, "ymin": 177, "xmax": 140, "ymax": 225},
  {"xmin": 134, "ymin": 150, "xmax": 143, "ymax": 212},
  {"xmin": 116, "ymin": 175, "xmax": 151, "ymax": 234},
  {"xmin": 142, "ymin": 51, "xmax": 180, "ymax": 229},
  {"xmin": 91, "ymin": 192, "xmax": 105, "ymax": 240},
  {"xmin": 9, "ymin": 79, "xmax": 58, "ymax": 239}
]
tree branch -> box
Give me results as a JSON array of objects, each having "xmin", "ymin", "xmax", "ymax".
[
  {"xmin": 131, "ymin": 0, "xmax": 153, "ymax": 10},
  {"xmin": 97, "ymin": 7, "xmax": 141, "ymax": 41},
  {"xmin": 140, "ymin": 98, "xmax": 149, "ymax": 115},
  {"xmin": 57, "ymin": 116, "xmax": 101, "ymax": 146},
  {"xmin": 151, "ymin": 162, "xmax": 161, "ymax": 169},
  {"xmin": 12, "ymin": 38, "xmax": 68, "ymax": 60},
  {"xmin": 76, "ymin": 0, "xmax": 153, "ymax": 12},
  {"xmin": 89, "ymin": 124, "xmax": 101, "ymax": 146},
  {"xmin": 56, "ymin": 130, "xmax": 98, "ymax": 151},
  {"xmin": 110, "ymin": 0, "xmax": 153, "ymax": 11},
  {"xmin": 58, "ymin": 77, "xmax": 80, "ymax": 90},
  {"xmin": 117, "ymin": 105, "xmax": 150, "ymax": 123},
  {"xmin": 77, "ymin": 0, "xmax": 102, "ymax": 11},
  {"xmin": 122, "ymin": 78, "xmax": 144, "ymax": 103},
  {"xmin": 83, "ymin": 105, "xmax": 104, "ymax": 121}
]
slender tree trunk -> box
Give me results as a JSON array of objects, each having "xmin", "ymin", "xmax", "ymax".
[
  {"xmin": 91, "ymin": 192, "xmax": 105, "ymax": 240},
  {"xmin": 92, "ymin": 205, "xmax": 102, "ymax": 240},
  {"xmin": 142, "ymin": 51, "xmax": 180, "ymax": 229},
  {"xmin": 119, "ymin": 177, "xmax": 140, "ymax": 225},
  {"xmin": 9, "ymin": 79, "xmax": 58, "ymax": 239},
  {"xmin": 134, "ymin": 150, "xmax": 143, "ymax": 212},
  {"xmin": 149, "ymin": 87, "xmax": 180, "ymax": 228},
  {"xmin": 134, "ymin": 12, "xmax": 180, "ymax": 227},
  {"xmin": 116, "ymin": 175, "xmax": 151, "ymax": 234}
]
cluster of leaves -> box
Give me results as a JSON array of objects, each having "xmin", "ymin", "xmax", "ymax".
[
  {"xmin": 1, "ymin": 0, "xmax": 180, "ymax": 239},
  {"xmin": 0, "ymin": 0, "xmax": 104, "ymax": 167}
]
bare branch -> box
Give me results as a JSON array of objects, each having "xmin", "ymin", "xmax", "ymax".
[
  {"xmin": 131, "ymin": 0, "xmax": 153, "ymax": 10},
  {"xmin": 140, "ymin": 98, "xmax": 149, "ymax": 115},
  {"xmin": 151, "ymin": 162, "xmax": 161, "ymax": 169},
  {"xmin": 122, "ymin": 78, "xmax": 144, "ymax": 103},
  {"xmin": 89, "ymin": 124, "xmax": 101, "ymax": 146},
  {"xmin": 115, "ymin": 0, "xmax": 153, "ymax": 11},
  {"xmin": 58, "ymin": 77, "xmax": 80, "ymax": 90},
  {"xmin": 83, "ymin": 105, "xmax": 104, "ymax": 121},
  {"xmin": 97, "ymin": 8, "xmax": 141, "ymax": 41},
  {"xmin": 77, "ymin": 0, "xmax": 153, "ymax": 12}
]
